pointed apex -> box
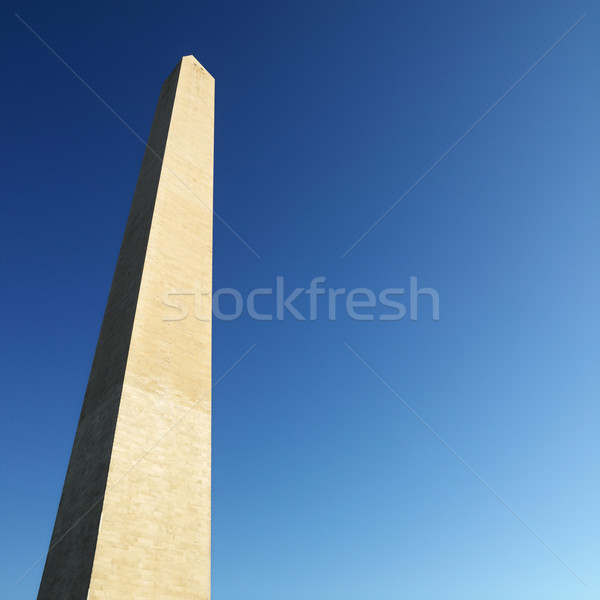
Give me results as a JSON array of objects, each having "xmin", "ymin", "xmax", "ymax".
[{"xmin": 181, "ymin": 55, "xmax": 213, "ymax": 79}]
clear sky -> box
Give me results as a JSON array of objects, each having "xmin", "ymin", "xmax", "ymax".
[{"xmin": 1, "ymin": 1, "xmax": 599, "ymax": 599}]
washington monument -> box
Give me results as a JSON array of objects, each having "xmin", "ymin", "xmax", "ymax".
[{"xmin": 38, "ymin": 56, "xmax": 214, "ymax": 599}]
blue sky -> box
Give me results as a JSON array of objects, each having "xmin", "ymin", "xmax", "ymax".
[{"xmin": 1, "ymin": 1, "xmax": 599, "ymax": 598}]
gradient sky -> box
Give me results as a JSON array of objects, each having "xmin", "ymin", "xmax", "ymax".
[{"xmin": 1, "ymin": 1, "xmax": 599, "ymax": 599}]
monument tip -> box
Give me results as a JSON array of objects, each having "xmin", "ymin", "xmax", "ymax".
[{"xmin": 181, "ymin": 55, "xmax": 213, "ymax": 78}]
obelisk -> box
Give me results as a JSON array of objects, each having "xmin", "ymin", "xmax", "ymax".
[{"xmin": 38, "ymin": 56, "xmax": 214, "ymax": 599}]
